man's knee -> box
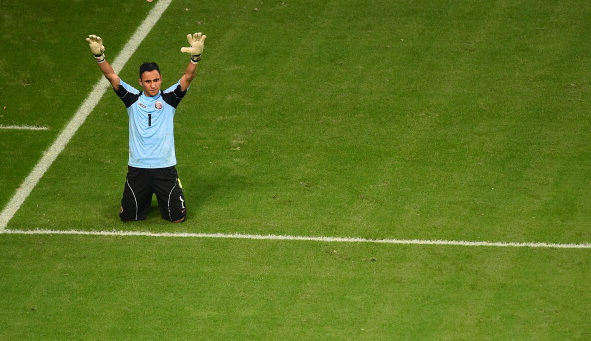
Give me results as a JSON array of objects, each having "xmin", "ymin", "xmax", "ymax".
[
  {"xmin": 172, "ymin": 216, "xmax": 186, "ymax": 223},
  {"xmin": 169, "ymin": 209, "xmax": 186, "ymax": 223},
  {"xmin": 119, "ymin": 205, "xmax": 147, "ymax": 222}
]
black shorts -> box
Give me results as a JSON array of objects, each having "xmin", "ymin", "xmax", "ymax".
[{"xmin": 119, "ymin": 166, "xmax": 186, "ymax": 222}]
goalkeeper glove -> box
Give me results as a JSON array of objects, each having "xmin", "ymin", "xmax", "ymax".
[
  {"xmin": 181, "ymin": 32, "xmax": 206, "ymax": 64},
  {"xmin": 86, "ymin": 35, "xmax": 106, "ymax": 63}
]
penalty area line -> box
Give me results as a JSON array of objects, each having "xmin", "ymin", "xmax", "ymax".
[
  {"xmin": 3, "ymin": 229, "xmax": 591, "ymax": 249},
  {"xmin": 0, "ymin": 0, "xmax": 173, "ymax": 231}
]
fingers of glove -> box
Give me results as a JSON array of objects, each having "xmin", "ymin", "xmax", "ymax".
[
  {"xmin": 186, "ymin": 33, "xmax": 194, "ymax": 45},
  {"xmin": 192, "ymin": 32, "xmax": 202, "ymax": 44},
  {"xmin": 181, "ymin": 32, "xmax": 205, "ymax": 54},
  {"xmin": 189, "ymin": 33, "xmax": 206, "ymax": 45},
  {"xmin": 87, "ymin": 35, "xmax": 105, "ymax": 55}
]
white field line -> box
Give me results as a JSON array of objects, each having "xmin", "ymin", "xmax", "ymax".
[
  {"xmin": 3, "ymin": 229, "xmax": 591, "ymax": 249},
  {"xmin": 0, "ymin": 0, "xmax": 173, "ymax": 231},
  {"xmin": 0, "ymin": 125, "xmax": 50, "ymax": 131}
]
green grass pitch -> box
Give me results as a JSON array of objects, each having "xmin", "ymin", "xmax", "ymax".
[{"xmin": 1, "ymin": 0, "xmax": 590, "ymax": 339}]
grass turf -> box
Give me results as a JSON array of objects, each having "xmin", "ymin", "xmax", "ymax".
[
  {"xmin": 1, "ymin": 0, "xmax": 591, "ymax": 339},
  {"xmin": 1, "ymin": 234, "xmax": 589, "ymax": 340},
  {"xmin": 8, "ymin": 0, "xmax": 591, "ymax": 243}
]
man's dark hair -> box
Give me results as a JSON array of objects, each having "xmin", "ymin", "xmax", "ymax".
[{"xmin": 139, "ymin": 62, "xmax": 161, "ymax": 78}]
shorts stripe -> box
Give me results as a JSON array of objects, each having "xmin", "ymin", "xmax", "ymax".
[
  {"xmin": 126, "ymin": 179, "xmax": 139, "ymax": 221},
  {"xmin": 167, "ymin": 181, "xmax": 178, "ymax": 220}
]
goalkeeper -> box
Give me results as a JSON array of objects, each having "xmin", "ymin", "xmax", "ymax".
[{"xmin": 86, "ymin": 32, "xmax": 206, "ymax": 223}]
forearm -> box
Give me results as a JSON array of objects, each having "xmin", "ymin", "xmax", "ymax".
[
  {"xmin": 86, "ymin": 35, "xmax": 120, "ymax": 89},
  {"xmin": 179, "ymin": 32, "xmax": 206, "ymax": 91},
  {"xmin": 179, "ymin": 62, "xmax": 197, "ymax": 91},
  {"xmin": 97, "ymin": 59, "xmax": 120, "ymax": 89}
]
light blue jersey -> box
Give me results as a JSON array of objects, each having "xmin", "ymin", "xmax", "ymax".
[{"xmin": 115, "ymin": 79, "xmax": 188, "ymax": 168}]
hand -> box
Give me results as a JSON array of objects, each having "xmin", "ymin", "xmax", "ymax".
[
  {"xmin": 86, "ymin": 35, "xmax": 106, "ymax": 62},
  {"xmin": 181, "ymin": 32, "xmax": 206, "ymax": 63}
]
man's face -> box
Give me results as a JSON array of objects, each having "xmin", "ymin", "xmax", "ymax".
[{"xmin": 139, "ymin": 70, "xmax": 162, "ymax": 97}]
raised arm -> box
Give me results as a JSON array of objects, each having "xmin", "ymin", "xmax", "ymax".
[
  {"xmin": 179, "ymin": 32, "xmax": 206, "ymax": 91},
  {"xmin": 86, "ymin": 35, "xmax": 120, "ymax": 90},
  {"xmin": 179, "ymin": 62, "xmax": 198, "ymax": 92}
]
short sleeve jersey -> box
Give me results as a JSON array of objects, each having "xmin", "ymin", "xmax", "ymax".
[{"xmin": 114, "ymin": 79, "xmax": 187, "ymax": 169}]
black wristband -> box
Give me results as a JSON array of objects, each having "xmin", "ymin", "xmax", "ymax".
[
  {"xmin": 94, "ymin": 54, "xmax": 105, "ymax": 63},
  {"xmin": 190, "ymin": 54, "xmax": 202, "ymax": 64}
]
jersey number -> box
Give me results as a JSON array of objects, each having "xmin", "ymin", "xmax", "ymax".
[{"xmin": 148, "ymin": 114, "xmax": 152, "ymax": 127}]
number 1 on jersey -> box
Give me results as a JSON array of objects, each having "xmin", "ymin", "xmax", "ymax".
[{"xmin": 148, "ymin": 114, "xmax": 152, "ymax": 127}]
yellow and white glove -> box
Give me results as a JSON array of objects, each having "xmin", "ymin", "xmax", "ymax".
[
  {"xmin": 180, "ymin": 32, "xmax": 206, "ymax": 64},
  {"xmin": 86, "ymin": 35, "xmax": 106, "ymax": 63}
]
